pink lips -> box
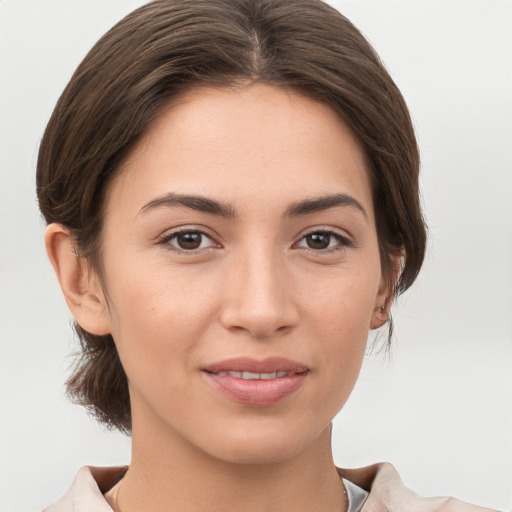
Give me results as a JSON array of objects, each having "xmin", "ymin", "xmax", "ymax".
[{"xmin": 202, "ymin": 357, "xmax": 309, "ymax": 406}]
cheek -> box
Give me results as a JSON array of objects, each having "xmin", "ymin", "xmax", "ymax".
[
  {"xmin": 103, "ymin": 262, "xmax": 220, "ymax": 375},
  {"xmin": 301, "ymin": 263, "xmax": 380, "ymax": 404},
  {"xmin": 302, "ymin": 261, "xmax": 381, "ymax": 337}
]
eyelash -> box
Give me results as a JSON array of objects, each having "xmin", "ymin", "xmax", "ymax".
[
  {"xmin": 157, "ymin": 228, "xmax": 220, "ymax": 254},
  {"xmin": 294, "ymin": 230, "xmax": 353, "ymax": 254},
  {"xmin": 157, "ymin": 228, "xmax": 353, "ymax": 254}
]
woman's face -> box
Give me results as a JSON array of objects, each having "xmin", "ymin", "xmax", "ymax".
[{"xmin": 97, "ymin": 84, "xmax": 388, "ymax": 464}]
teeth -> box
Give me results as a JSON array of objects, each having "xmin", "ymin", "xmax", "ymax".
[
  {"xmin": 242, "ymin": 371, "xmax": 265, "ymax": 380},
  {"xmin": 216, "ymin": 371, "xmax": 290, "ymax": 380},
  {"xmin": 217, "ymin": 371, "xmax": 242, "ymax": 378}
]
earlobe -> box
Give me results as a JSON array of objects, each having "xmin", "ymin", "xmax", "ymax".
[
  {"xmin": 370, "ymin": 303, "xmax": 389, "ymax": 330},
  {"xmin": 370, "ymin": 253, "xmax": 401, "ymax": 330},
  {"xmin": 44, "ymin": 223, "xmax": 111, "ymax": 335}
]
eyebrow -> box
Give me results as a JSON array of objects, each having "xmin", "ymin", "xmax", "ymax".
[
  {"xmin": 139, "ymin": 193, "xmax": 236, "ymax": 217},
  {"xmin": 285, "ymin": 193, "xmax": 367, "ymax": 220},
  {"xmin": 139, "ymin": 192, "xmax": 367, "ymax": 220}
]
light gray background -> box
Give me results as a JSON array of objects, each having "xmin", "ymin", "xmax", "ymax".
[{"xmin": 1, "ymin": 1, "xmax": 511, "ymax": 511}]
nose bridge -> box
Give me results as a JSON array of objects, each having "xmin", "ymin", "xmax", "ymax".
[{"xmin": 220, "ymin": 242, "xmax": 298, "ymax": 337}]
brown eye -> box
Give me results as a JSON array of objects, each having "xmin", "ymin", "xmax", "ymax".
[
  {"xmin": 176, "ymin": 232, "xmax": 203, "ymax": 250},
  {"xmin": 164, "ymin": 230, "xmax": 217, "ymax": 252},
  {"xmin": 305, "ymin": 232, "xmax": 331, "ymax": 249},
  {"xmin": 296, "ymin": 230, "xmax": 351, "ymax": 252}
]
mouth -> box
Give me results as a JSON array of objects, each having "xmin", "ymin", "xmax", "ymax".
[
  {"xmin": 212, "ymin": 370, "xmax": 296, "ymax": 379},
  {"xmin": 202, "ymin": 356, "xmax": 309, "ymax": 375},
  {"xmin": 202, "ymin": 357, "xmax": 309, "ymax": 406}
]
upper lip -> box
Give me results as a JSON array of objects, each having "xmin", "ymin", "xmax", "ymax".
[{"xmin": 202, "ymin": 357, "xmax": 309, "ymax": 374}]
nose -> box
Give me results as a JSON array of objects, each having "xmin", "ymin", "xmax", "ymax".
[{"xmin": 219, "ymin": 247, "xmax": 299, "ymax": 339}]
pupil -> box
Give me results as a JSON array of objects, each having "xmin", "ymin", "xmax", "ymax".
[
  {"xmin": 178, "ymin": 232, "xmax": 201, "ymax": 250},
  {"xmin": 307, "ymin": 233, "xmax": 330, "ymax": 249}
]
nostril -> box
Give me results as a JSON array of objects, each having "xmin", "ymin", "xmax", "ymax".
[
  {"xmin": 218, "ymin": 264, "xmax": 299, "ymax": 336},
  {"xmin": 221, "ymin": 314, "xmax": 296, "ymax": 339}
]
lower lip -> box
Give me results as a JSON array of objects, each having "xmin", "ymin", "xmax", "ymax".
[{"xmin": 203, "ymin": 372, "xmax": 308, "ymax": 406}]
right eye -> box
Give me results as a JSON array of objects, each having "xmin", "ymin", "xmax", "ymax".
[{"xmin": 160, "ymin": 230, "xmax": 218, "ymax": 252}]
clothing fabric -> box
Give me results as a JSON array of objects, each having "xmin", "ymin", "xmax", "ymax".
[
  {"xmin": 43, "ymin": 465, "xmax": 368, "ymax": 512},
  {"xmin": 344, "ymin": 477, "xmax": 369, "ymax": 512}
]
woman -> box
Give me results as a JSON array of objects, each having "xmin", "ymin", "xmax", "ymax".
[{"xmin": 24, "ymin": 0, "xmax": 506, "ymax": 510}]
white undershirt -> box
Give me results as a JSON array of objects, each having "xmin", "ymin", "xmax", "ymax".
[{"xmin": 343, "ymin": 477, "xmax": 369, "ymax": 512}]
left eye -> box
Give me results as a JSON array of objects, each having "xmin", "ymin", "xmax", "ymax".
[
  {"xmin": 165, "ymin": 230, "xmax": 217, "ymax": 251},
  {"xmin": 296, "ymin": 231, "xmax": 349, "ymax": 251}
]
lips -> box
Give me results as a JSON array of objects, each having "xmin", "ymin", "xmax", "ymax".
[
  {"xmin": 214, "ymin": 370, "xmax": 290, "ymax": 379},
  {"xmin": 202, "ymin": 357, "xmax": 309, "ymax": 406}
]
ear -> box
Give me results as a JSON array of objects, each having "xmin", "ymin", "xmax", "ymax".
[
  {"xmin": 45, "ymin": 223, "xmax": 111, "ymax": 335},
  {"xmin": 370, "ymin": 254, "xmax": 401, "ymax": 330}
]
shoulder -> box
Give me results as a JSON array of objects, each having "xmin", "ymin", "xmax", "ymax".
[
  {"xmin": 43, "ymin": 466, "xmax": 127, "ymax": 512},
  {"xmin": 338, "ymin": 463, "xmax": 503, "ymax": 512}
]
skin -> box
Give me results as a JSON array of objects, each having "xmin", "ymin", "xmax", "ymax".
[{"xmin": 46, "ymin": 84, "xmax": 392, "ymax": 512}]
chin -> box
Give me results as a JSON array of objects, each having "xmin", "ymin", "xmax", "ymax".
[
  {"xmin": 210, "ymin": 441, "xmax": 303, "ymax": 467},
  {"xmin": 199, "ymin": 419, "xmax": 329, "ymax": 467}
]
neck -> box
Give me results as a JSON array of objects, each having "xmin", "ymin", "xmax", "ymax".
[{"xmin": 118, "ymin": 410, "xmax": 345, "ymax": 512}]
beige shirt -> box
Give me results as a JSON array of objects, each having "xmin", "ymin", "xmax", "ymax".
[
  {"xmin": 42, "ymin": 465, "xmax": 368, "ymax": 512},
  {"xmin": 43, "ymin": 467, "xmax": 127, "ymax": 512}
]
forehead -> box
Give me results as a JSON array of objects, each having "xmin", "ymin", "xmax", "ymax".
[{"xmin": 106, "ymin": 84, "xmax": 373, "ymax": 219}]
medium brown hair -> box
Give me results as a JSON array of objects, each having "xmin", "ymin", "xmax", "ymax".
[{"xmin": 37, "ymin": 0, "xmax": 426, "ymax": 433}]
